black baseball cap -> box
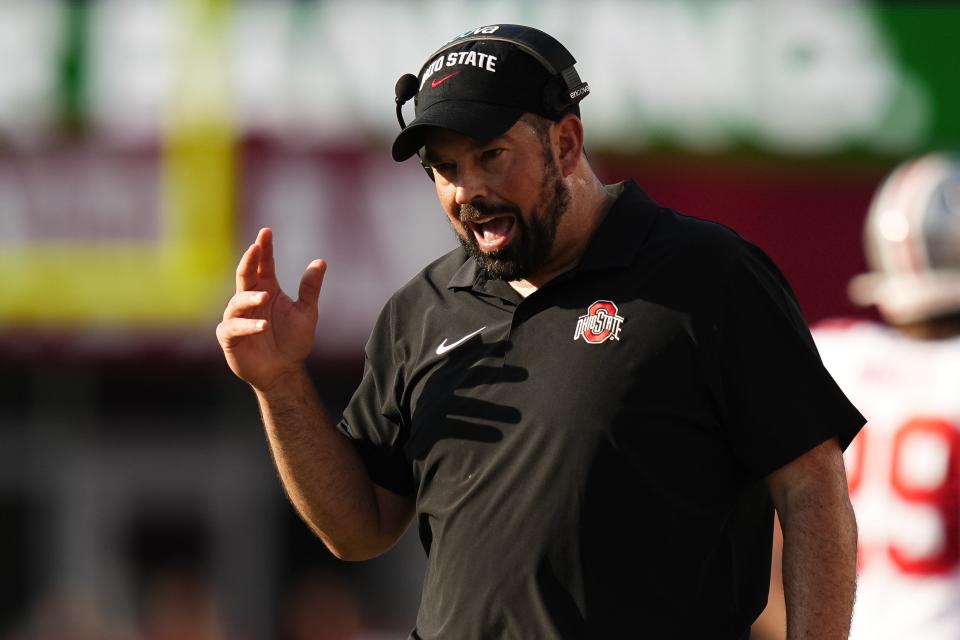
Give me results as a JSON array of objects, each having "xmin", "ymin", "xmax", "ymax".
[{"xmin": 391, "ymin": 30, "xmax": 567, "ymax": 162}]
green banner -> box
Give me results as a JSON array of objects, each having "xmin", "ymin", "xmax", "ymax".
[{"xmin": 875, "ymin": 5, "xmax": 960, "ymax": 150}]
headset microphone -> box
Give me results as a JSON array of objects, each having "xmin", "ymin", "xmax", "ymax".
[
  {"xmin": 395, "ymin": 73, "xmax": 435, "ymax": 180},
  {"xmin": 395, "ymin": 73, "xmax": 419, "ymax": 129}
]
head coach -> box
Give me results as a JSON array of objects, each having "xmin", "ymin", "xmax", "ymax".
[{"xmin": 217, "ymin": 24, "xmax": 863, "ymax": 639}]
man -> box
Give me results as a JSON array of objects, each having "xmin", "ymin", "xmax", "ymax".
[
  {"xmin": 217, "ymin": 24, "xmax": 862, "ymax": 639},
  {"xmin": 755, "ymin": 153, "xmax": 960, "ymax": 640}
]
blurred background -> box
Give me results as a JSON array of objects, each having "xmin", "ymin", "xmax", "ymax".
[{"xmin": 0, "ymin": 0, "xmax": 957, "ymax": 638}]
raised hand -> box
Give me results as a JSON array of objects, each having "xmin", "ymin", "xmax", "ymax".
[{"xmin": 216, "ymin": 228, "xmax": 327, "ymax": 391}]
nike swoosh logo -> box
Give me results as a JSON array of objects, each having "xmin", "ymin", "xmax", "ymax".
[
  {"xmin": 431, "ymin": 71, "xmax": 461, "ymax": 88},
  {"xmin": 436, "ymin": 326, "xmax": 486, "ymax": 355}
]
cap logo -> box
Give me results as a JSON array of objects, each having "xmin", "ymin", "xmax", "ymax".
[
  {"xmin": 431, "ymin": 71, "xmax": 461, "ymax": 89},
  {"xmin": 420, "ymin": 50, "xmax": 498, "ymax": 91},
  {"xmin": 574, "ymin": 300, "xmax": 625, "ymax": 344}
]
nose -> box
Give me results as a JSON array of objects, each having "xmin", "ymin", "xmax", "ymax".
[{"xmin": 453, "ymin": 166, "xmax": 488, "ymax": 206}]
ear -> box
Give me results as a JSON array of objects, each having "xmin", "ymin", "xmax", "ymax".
[{"xmin": 553, "ymin": 114, "xmax": 584, "ymax": 178}]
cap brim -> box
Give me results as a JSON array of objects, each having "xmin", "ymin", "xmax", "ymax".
[{"xmin": 391, "ymin": 100, "xmax": 525, "ymax": 162}]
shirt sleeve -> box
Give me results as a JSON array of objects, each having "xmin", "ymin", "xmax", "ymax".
[
  {"xmin": 708, "ymin": 236, "xmax": 866, "ymax": 480},
  {"xmin": 337, "ymin": 297, "xmax": 415, "ymax": 496}
]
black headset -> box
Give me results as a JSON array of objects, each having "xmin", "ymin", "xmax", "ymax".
[{"xmin": 394, "ymin": 25, "xmax": 590, "ymax": 180}]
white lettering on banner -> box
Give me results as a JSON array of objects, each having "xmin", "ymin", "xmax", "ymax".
[
  {"xmin": 86, "ymin": 0, "xmax": 178, "ymax": 142},
  {"xmin": 0, "ymin": 0, "xmax": 65, "ymax": 146},
  {"xmin": 2, "ymin": 0, "xmax": 926, "ymax": 153}
]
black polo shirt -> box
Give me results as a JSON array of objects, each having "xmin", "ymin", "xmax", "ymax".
[{"xmin": 338, "ymin": 180, "xmax": 864, "ymax": 639}]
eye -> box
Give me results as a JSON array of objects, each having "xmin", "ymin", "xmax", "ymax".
[
  {"xmin": 431, "ymin": 162, "xmax": 456, "ymax": 179},
  {"xmin": 480, "ymin": 148, "xmax": 505, "ymax": 163}
]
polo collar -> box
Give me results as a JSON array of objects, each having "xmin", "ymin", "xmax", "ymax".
[
  {"xmin": 448, "ymin": 249, "xmax": 479, "ymax": 290},
  {"xmin": 446, "ymin": 179, "xmax": 658, "ymax": 292},
  {"xmin": 447, "ymin": 255, "xmax": 522, "ymax": 303}
]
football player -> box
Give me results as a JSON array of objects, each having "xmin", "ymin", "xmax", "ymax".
[{"xmin": 754, "ymin": 153, "xmax": 960, "ymax": 639}]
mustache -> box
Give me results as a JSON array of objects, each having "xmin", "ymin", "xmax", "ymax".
[{"xmin": 459, "ymin": 200, "xmax": 522, "ymax": 224}]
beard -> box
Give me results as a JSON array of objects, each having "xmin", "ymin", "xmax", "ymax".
[{"xmin": 454, "ymin": 158, "xmax": 571, "ymax": 282}]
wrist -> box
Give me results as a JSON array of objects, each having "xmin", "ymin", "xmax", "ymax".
[{"xmin": 254, "ymin": 364, "xmax": 311, "ymax": 399}]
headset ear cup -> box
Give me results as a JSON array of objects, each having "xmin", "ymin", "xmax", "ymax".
[{"xmin": 542, "ymin": 76, "xmax": 571, "ymax": 120}]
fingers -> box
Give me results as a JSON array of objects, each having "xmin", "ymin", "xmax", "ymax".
[
  {"xmin": 222, "ymin": 290, "xmax": 269, "ymax": 321},
  {"xmin": 297, "ymin": 259, "xmax": 327, "ymax": 310},
  {"xmin": 216, "ymin": 317, "xmax": 268, "ymax": 345},
  {"xmin": 256, "ymin": 227, "xmax": 276, "ymax": 280},
  {"xmin": 217, "ymin": 288, "xmax": 270, "ymax": 347},
  {"xmin": 236, "ymin": 242, "xmax": 262, "ymax": 293},
  {"xmin": 235, "ymin": 228, "xmax": 274, "ymax": 292}
]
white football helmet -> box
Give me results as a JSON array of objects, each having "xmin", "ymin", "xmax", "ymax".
[{"xmin": 849, "ymin": 153, "xmax": 960, "ymax": 324}]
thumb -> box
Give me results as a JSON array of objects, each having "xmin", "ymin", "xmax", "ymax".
[{"xmin": 297, "ymin": 259, "xmax": 327, "ymax": 310}]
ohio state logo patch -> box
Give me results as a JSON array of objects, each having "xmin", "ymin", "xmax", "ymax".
[{"xmin": 573, "ymin": 300, "xmax": 625, "ymax": 344}]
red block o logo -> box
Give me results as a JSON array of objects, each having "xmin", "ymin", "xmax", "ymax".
[{"xmin": 574, "ymin": 300, "xmax": 625, "ymax": 344}]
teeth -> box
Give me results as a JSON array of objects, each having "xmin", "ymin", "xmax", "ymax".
[{"xmin": 468, "ymin": 215, "xmax": 502, "ymax": 225}]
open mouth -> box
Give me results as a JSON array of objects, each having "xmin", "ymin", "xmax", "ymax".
[{"xmin": 467, "ymin": 215, "xmax": 516, "ymax": 252}]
